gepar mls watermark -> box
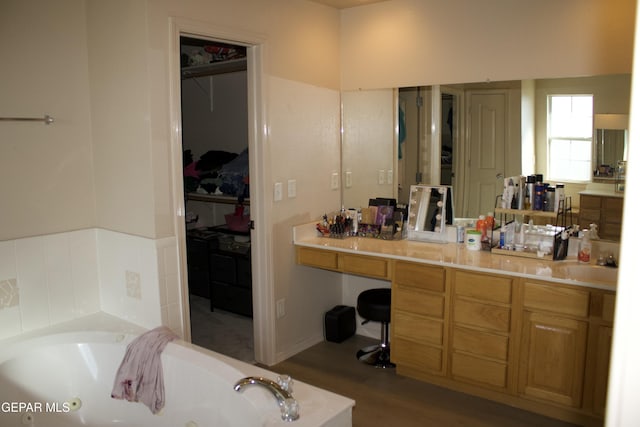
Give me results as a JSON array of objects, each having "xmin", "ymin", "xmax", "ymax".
[{"xmin": 1, "ymin": 401, "xmax": 71, "ymax": 413}]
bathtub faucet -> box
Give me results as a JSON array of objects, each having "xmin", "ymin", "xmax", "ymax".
[{"xmin": 234, "ymin": 376, "xmax": 300, "ymax": 421}]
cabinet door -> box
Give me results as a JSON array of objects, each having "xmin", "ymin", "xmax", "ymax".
[
  {"xmin": 519, "ymin": 311, "xmax": 588, "ymax": 407},
  {"xmin": 592, "ymin": 325, "xmax": 613, "ymax": 416},
  {"xmin": 601, "ymin": 197, "xmax": 623, "ymax": 240}
]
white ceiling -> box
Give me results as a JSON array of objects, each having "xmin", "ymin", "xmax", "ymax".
[{"xmin": 309, "ymin": 0, "xmax": 388, "ymax": 9}]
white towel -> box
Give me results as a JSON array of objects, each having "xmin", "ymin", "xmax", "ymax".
[{"xmin": 111, "ymin": 326, "xmax": 178, "ymax": 414}]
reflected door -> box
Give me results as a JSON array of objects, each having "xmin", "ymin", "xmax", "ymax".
[{"xmin": 465, "ymin": 91, "xmax": 507, "ymax": 218}]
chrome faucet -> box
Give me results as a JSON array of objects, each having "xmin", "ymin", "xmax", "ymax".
[{"xmin": 234, "ymin": 376, "xmax": 300, "ymax": 421}]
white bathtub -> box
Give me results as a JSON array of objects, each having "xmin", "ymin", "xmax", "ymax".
[{"xmin": 0, "ymin": 314, "xmax": 354, "ymax": 427}]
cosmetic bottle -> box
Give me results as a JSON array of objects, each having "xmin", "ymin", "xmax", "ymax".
[{"xmin": 578, "ymin": 230, "xmax": 591, "ymax": 263}]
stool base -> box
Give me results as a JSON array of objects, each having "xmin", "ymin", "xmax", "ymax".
[{"xmin": 356, "ymin": 344, "xmax": 395, "ymax": 369}]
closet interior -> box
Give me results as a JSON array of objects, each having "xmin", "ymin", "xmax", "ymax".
[{"xmin": 180, "ymin": 36, "xmax": 254, "ymax": 362}]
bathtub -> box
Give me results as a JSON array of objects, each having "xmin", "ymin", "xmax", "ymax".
[{"xmin": 0, "ymin": 313, "xmax": 354, "ymax": 427}]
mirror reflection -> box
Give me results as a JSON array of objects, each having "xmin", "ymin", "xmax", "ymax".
[
  {"xmin": 407, "ymin": 185, "xmax": 454, "ymax": 242},
  {"xmin": 341, "ymin": 74, "xmax": 631, "ymax": 229},
  {"xmin": 593, "ymin": 114, "xmax": 628, "ymax": 180}
]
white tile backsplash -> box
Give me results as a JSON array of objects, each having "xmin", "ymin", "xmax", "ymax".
[
  {"xmin": 15, "ymin": 236, "xmax": 50, "ymax": 331},
  {"xmin": 0, "ymin": 228, "xmax": 182, "ymax": 340},
  {"xmin": 96, "ymin": 229, "xmax": 162, "ymax": 329}
]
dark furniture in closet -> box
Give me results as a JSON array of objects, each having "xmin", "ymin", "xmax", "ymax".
[{"xmin": 186, "ymin": 225, "xmax": 252, "ymax": 317}]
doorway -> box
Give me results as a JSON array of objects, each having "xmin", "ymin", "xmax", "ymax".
[
  {"xmin": 179, "ymin": 35, "xmax": 254, "ymax": 362},
  {"xmin": 169, "ymin": 19, "xmax": 274, "ymax": 366}
]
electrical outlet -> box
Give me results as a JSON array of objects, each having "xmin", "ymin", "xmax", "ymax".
[{"xmin": 276, "ymin": 298, "xmax": 286, "ymax": 319}]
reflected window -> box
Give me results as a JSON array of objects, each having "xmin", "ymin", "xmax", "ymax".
[{"xmin": 547, "ymin": 94, "xmax": 593, "ymax": 181}]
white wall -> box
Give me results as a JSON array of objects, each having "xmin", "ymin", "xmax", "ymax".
[
  {"xmin": 181, "ymin": 71, "xmax": 249, "ymax": 159},
  {"xmin": 340, "ymin": 0, "xmax": 635, "ymax": 90},
  {"xmin": 0, "ymin": 0, "xmax": 95, "ymax": 241}
]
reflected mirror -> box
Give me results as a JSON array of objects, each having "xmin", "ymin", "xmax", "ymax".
[
  {"xmin": 407, "ymin": 185, "xmax": 454, "ymax": 242},
  {"xmin": 341, "ymin": 74, "xmax": 631, "ymax": 226},
  {"xmin": 593, "ymin": 114, "xmax": 628, "ymax": 181}
]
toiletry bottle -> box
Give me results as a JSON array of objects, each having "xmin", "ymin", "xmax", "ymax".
[
  {"xmin": 476, "ymin": 215, "xmax": 487, "ymax": 242},
  {"xmin": 555, "ymin": 183, "xmax": 565, "ymax": 212},
  {"xmin": 533, "ymin": 184, "xmax": 545, "ymax": 210},
  {"xmin": 525, "ymin": 175, "xmax": 536, "ymax": 209},
  {"xmin": 578, "ymin": 230, "xmax": 591, "ymax": 263},
  {"xmin": 485, "ymin": 212, "xmax": 495, "ymax": 242},
  {"xmin": 545, "ymin": 186, "xmax": 555, "ymax": 212}
]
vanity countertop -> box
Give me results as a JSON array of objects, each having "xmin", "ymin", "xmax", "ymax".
[
  {"xmin": 293, "ymin": 224, "xmax": 617, "ymax": 291},
  {"xmin": 579, "ymin": 189, "xmax": 624, "ymax": 198}
]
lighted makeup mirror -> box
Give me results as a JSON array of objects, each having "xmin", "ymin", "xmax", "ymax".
[{"xmin": 407, "ymin": 185, "xmax": 454, "ymax": 242}]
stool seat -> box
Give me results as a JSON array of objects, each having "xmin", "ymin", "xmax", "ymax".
[
  {"xmin": 357, "ymin": 288, "xmax": 391, "ymax": 323},
  {"xmin": 356, "ymin": 288, "xmax": 394, "ymax": 369}
]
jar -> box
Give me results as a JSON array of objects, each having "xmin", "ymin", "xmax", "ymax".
[{"xmin": 466, "ymin": 230, "xmax": 482, "ymax": 251}]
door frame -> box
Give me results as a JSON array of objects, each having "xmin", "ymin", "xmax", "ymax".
[{"xmin": 168, "ymin": 18, "xmax": 275, "ymax": 364}]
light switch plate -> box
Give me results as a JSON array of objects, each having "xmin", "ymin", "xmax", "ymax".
[
  {"xmin": 331, "ymin": 172, "xmax": 339, "ymax": 190},
  {"xmin": 274, "ymin": 182, "xmax": 283, "ymax": 201},
  {"xmin": 345, "ymin": 171, "xmax": 353, "ymax": 188},
  {"xmin": 378, "ymin": 170, "xmax": 385, "ymax": 185},
  {"xmin": 287, "ymin": 179, "xmax": 296, "ymax": 198},
  {"xmin": 387, "ymin": 169, "xmax": 393, "ymax": 184}
]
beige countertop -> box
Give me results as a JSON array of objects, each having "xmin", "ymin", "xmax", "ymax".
[
  {"xmin": 293, "ymin": 224, "xmax": 617, "ymax": 291},
  {"xmin": 579, "ymin": 189, "xmax": 624, "ymax": 198}
]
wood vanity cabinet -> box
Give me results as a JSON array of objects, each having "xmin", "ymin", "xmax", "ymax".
[
  {"xmin": 391, "ymin": 261, "xmax": 448, "ymax": 376},
  {"xmin": 579, "ymin": 194, "xmax": 623, "ymax": 240},
  {"xmin": 296, "ymin": 246, "xmax": 615, "ymax": 424},
  {"xmin": 584, "ymin": 291, "xmax": 616, "ymax": 417},
  {"xmin": 296, "ymin": 247, "xmax": 391, "ymax": 280},
  {"xmin": 518, "ymin": 280, "xmax": 590, "ymax": 408}
]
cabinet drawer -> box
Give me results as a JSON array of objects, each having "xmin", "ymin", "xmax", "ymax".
[
  {"xmin": 394, "ymin": 261, "xmax": 445, "ymax": 292},
  {"xmin": 452, "ymin": 326, "xmax": 509, "ymax": 361},
  {"xmin": 394, "ymin": 285, "xmax": 444, "ymax": 317},
  {"xmin": 523, "ymin": 282, "xmax": 590, "ymax": 317},
  {"xmin": 454, "ymin": 271, "xmax": 512, "ymax": 304},
  {"xmin": 454, "ymin": 298, "xmax": 511, "ymax": 332},
  {"xmin": 394, "ymin": 311, "xmax": 443, "ymax": 345},
  {"xmin": 343, "ymin": 254, "xmax": 389, "ymax": 279},
  {"xmin": 297, "ymin": 247, "xmax": 339, "ymax": 270},
  {"xmin": 393, "ymin": 338, "xmax": 443, "ymax": 373},
  {"xmin": 451, "ymin": 352, "xmax": 508, "ymax": 389},
  {"xmin": 603, "ymin": 196, "xmax": 623, "ymax": 212},
  {"xmin": 580, "ymin": 195, "xmax": 602, "ymax": 210}
]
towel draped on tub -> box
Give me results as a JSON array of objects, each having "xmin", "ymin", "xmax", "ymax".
[{"xmin": 111, "ymin": 326, "xmax": 178, "ymax": 414}]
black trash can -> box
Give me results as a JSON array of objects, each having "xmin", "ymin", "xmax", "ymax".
[{"xmin": 324, "ymin": 305, "xmax": 356, "ymax": 343}]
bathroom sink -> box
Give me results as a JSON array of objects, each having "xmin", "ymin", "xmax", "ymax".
[{"xmin": 555, "ymin": 264, "xmax": 618, "ymax": 284}]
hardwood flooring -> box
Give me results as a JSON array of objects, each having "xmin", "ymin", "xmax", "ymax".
[{"xmin": 268, "ymin": 335, "xmax": 579, "ymax": 427}]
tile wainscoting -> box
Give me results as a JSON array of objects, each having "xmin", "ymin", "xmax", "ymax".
[{"xmin": 0, "ymin": 229, "xmax": 182, "ymax": 340}]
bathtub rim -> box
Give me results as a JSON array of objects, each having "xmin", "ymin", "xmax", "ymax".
[{"xmin": 0, "ymin": 311, "xmax": 355, "ymax": 427}]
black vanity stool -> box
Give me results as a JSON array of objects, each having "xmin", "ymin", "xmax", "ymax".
[{"xmin": 356, "ymin": 288, "xmax": 395, "ymax": 368}]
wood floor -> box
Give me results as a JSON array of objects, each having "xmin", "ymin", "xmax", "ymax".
[{"xmin": 268, "ymin": 335, "xmax": 579, "ymax": 427}]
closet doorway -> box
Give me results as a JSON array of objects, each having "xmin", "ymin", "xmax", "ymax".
[{"xmin": 179, "ymin": 35, "xmax": 255, "ymax": 363}]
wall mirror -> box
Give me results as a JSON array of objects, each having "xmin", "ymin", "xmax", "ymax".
[
  {"xmin": 407, "ymin": 185, "xmax": 454, "ymax": 243},
  {"xmin": 341, "ymin": 74, "xmax": 631, "ymax": 223},
  {"xmin": 593, "ymin": 114, "xmax": 628, "ymax": 181}
]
